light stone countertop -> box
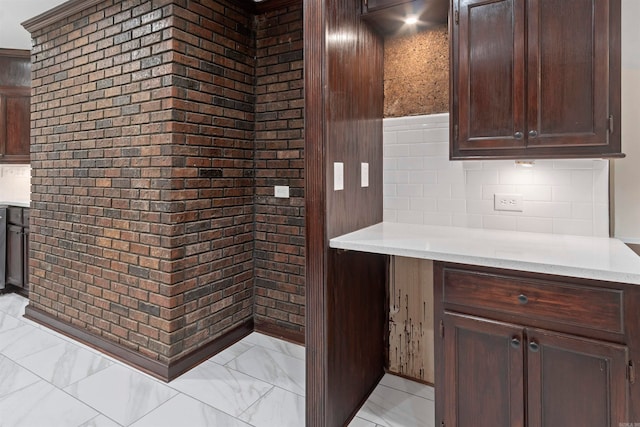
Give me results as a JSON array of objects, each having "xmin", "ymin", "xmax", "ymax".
[
  {"xmin": 0, "ymin": 201, "xmax": 30, "ymax": 208},
  {"xmin": 330, "ymin": 222, "xmax": 640, "ymax": 285}
]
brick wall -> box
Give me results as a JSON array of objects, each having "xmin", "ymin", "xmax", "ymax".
[
  {"xmin": 29, "ymin": 0, "xmax": 256, "ymax": 364},
  {"xmin": 253, "ymin": 3, "xmax": 305, "ymax": 339}
]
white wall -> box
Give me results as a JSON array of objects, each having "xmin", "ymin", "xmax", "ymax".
[
  {"xmin": 384, "ymin": 114, "xmax": 610, "ymax": 237},
  {"xmin": 0, "ymin": 165, "xmax": 30, "ymax": 204},
  {"xmin": 613, "ymin": 0, "xmax": 640, "ymax": 243},
  {"xmin": 0, "ymin": 0, "xmax": 67, "ymax": 49}
]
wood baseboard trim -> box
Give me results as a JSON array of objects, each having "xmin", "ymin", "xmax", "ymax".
[
  {"xmin": 254, "ymin": 319, "xmax": 305, "ymax": 346},
  {"xmin": 24, "ymin": 305, "xmax": 253, "ymax": 382}
]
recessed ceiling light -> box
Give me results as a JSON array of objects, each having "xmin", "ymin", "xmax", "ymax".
[{"xmin": 405, "ymin": 15, "xmax": 419, "ymax": 25}]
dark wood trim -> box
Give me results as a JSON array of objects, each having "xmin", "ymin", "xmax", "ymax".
[
  {"xmin": 0, "ymin": 49, "xmax": 31, "ymax": 59},
  {"xmin": 24, "ymin": 305, "xmax": 253, "ymax": 382},
  {"xmin": 254, "ymin": 318, "xmax": 305, "ymax": 345},
  {"xmin": 304, "ymin": 0, "xmax": 327, "ymax": 422},
  {"xmin": 22, "ymin": 0, "xmax": 104, "ymax": 33},
  {"xmin": 168, "ymin": 319, "xmax": 254, "ymax": 379}
]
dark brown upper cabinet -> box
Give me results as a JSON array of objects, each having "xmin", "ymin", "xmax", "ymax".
[
  {"xmin": 450, "ymin": 0, "xmax": 622, "ymax": 160},
  {"xmin": 0, "ymin": 49, "xmax": 31, "ymax": 164},
  {"xmin": 361, "ymin": 0, "xmax": 448, "ymax": 35}
]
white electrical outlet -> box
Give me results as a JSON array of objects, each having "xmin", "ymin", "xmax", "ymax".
[
  {"xmin": 274, "ymin": 185, "xmax": 289, "ymax": 198},
  {"xmin": 494, "ymin": 193, "xmax": 524, "ymax": 212}
]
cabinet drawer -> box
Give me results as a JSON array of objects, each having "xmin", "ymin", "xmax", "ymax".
[
  {"xmin": 442, "ymin": 269, "xmax": 624, "ymax": 334},
  {"xmin": 7, "ymin": 207, "xmax": 22, "ymax": 225}
]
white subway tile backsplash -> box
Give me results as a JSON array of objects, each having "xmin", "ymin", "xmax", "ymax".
[
  {"xmin": 397, "ymin": 184, "xmax": 423, "ymax": 197},
  {"xmin": 384, "ymin": 197, "xmax": 410, "ymax": 210},
  {"xmin": 437, "ymin": 199, "xmax": 466, "ymax": 214},
  {"xmin": 436, "ymin": 169, "xmax": 465, "ymax": 184},
  {"xmin": 533, "ymin": 170, "xmax": 571, "ymax": 185},
  {"xmin": 483, "ymin": 215, "xmax": 517, "ymax": 231},
  {"xmin": 422, "ymin": 212, "xmax": 453, "ymax": 226},
  {"xmin": 384, "ymin": 170, "xmax": 409, "ymax": 184},
  {"xmin": 466, "ymin": 170, "xmax": 499, "ymax": 185},
  {"xmin": 410, "ymin": 198, "xmax": 437, "ymax": 212},
  {"xmin": 571, "ymin": 202, "xmax": 595, "ymax": 220},
  {"xmin": 397, "ymin": 130, "xmax": 424, "ymax": 144},
  {"xmin": 498, "ymin": 169, "xmax": 534, "ymax": 185},
  {"xmin": 516, "ymin": 217, "xmax": 554, "ymax": 234},
  {"xmin": 552, "ymin": 219, "xmax": 593, "ymax": 236},
  {"xmin": 552, "ymin": 185, "xmax": 592, "ymax": 202},
  {"xmin": 383, "ymin": 184, "xmax": 397, "ymax": 197},
  {"xmin": 383, "ymin": 113, "xmax": 609, "ymax": 237},
  {"xmin": 523, "ymin": 201, "xmax": 572, "ymax": 218},
  {"xmin": 514, "ymin": 185, "xmax": 552, "ymax": 201},
  {"xmin": 384, "ymin": 144, "xmax": 410, "ymax": 157},
  {"xmin": 423, "ymin": 184, "xmax": 452, "ymax": 198},
  {"xmin": 452, "ymin": 214, "xmax": 483, "ymax": 228},
  {"xmin": 408, "ymin": 171, "xmax": 438, "ymax": 184},
  {"xmin": 396, "ymin": 157, "xmax": 424, "ymax": 170},
  {"xmin": 481, "ymin": 185, "xmax": 517, "ymax": 200},
  {"xmin": 397, "ymin": 211, "xmax": 424, "ymax": 224}
]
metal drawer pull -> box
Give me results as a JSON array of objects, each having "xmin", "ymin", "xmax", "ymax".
[
  {"xmin": 510, "ymin": 337, "xmax": 521, "ymax": 349},
  {"xmin": 528, "ymin": 130, "xmax": 538, "ymax": 138},
  {"xmin": 529, "ymin": 341, "xmax": 540, "ymax": 352},
  {"xmin": 514, "ymin": 131, "xmax": 524, "ymax": 139},
  {"xmin": 518, "ymin": 294, "xmax": 528, "ymax": 305}
]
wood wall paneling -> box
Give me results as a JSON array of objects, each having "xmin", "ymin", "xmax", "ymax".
[
  {"xmin": 305, "ymin": 0, "xmax": 386, "ymax": 423},
  {"xmin": 388, "ymin": 257, "xmax": 434, "ymax": 384}
]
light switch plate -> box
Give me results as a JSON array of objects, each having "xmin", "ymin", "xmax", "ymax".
[
  {"xmin": 275, "ymin": 185, "xmax": 289, "ymax": 198},
  {"xmin": 361, "ymin": 162, "xmax": 369, "ymax": 187},
  {"xmin": 334, "ymin": 162, "xmax": 344, "ymax": 191}
]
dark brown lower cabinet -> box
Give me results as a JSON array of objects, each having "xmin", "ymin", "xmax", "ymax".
[
  {"xmin": 527, "ymin": 328, "xmax": 628, "ymax": 427},
  {"xmin": 435, "ymin": 262, "xmax": 634, "ymax": 427},
  {"xmin": 6, "ymin": 206, "xmax": 29, "ymax": 294},
  {"xmin": 443, "ymin": 314, "xmax": 524, "ymax": 427},
  {"xmin": 443, "ymin": 313, "xmax": 627, "ymax": 427}
]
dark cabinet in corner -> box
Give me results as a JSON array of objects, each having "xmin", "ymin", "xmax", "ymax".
[
  {"xmin": 6, "ymin": 207, "xmax": 29, "ymax": 295},
  {"xmin": 435, "ymin": 262, "xmax": 636, "ymax": 427},
  {"xmin": 450, "ymin": 0, "xmax": 622, "ymax": 160},
  {"xmin": 0, "ymin": 49, "xmax": 31, "ymax": 164}
]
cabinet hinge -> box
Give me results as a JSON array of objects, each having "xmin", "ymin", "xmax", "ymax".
[
  {"xmin": 608, "ymin": 115, "xmax": 614, "ymax": 134},
  {"xmin": 454, "ymin": 125, "xmax": 459, "ymax": 141},
  {"xmin": 629, "ymin": 361, "xmax": 636, "ymax": 384},
  {"xmin": 454, "ymin": 10, "xmax": 459, "ymax": 24},
  {"xmin": 440, "ymin": 320, "xmax": 444, "ymax": 338}
]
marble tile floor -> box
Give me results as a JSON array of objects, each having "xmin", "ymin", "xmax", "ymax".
[{"xmin": 0, "ymin": 293, "xmax": 435, "ymax": 427}]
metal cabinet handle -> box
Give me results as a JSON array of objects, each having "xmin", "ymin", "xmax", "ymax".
[
  {"xmin": 518, "ymin": 294, "xmax": 528, "ymax": 305},
  {"xmin": 514, "ymin": 132, "xmax": 524, "ymax": 140},
  {"xmin": 529, "ymin": 130, "xmax": 538, "ymax": 138},
  {"xmin": 529, "ymin": 341, "xmax": 540, "ymax": 352},
  {"xmin": 510, "ymin": 337, "xmax": 521, "ymax": 349}
]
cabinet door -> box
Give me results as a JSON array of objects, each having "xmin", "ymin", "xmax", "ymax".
[
  {"xmin": 443, "ymin": 312, "xmax": 524, "ymax": 427},
  {"xmin": 0, "ymin": 88, "xmax": 30, "ymax": 164},
  {"xmin": 527, "ymin": 328, "xmax": 628, "ymax": 427},
  {"xmin": 22, "ymin": 226, "xmax": 29, "ymax": 292},
  {"xmin": 452, "ymin": 0, "xmax": 526, "ymax": 156},
  {"xmin": 526, "ymin": 0, "xmax": 616, "ymax": 155},
  {"xmin": 6, "ymin": 223, "xmax": 23, "ymax": 288}
]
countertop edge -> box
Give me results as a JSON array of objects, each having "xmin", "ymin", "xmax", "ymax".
[{"xmin": 330, "ymin": 223, "xmax": 640, "ymax": 285}]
